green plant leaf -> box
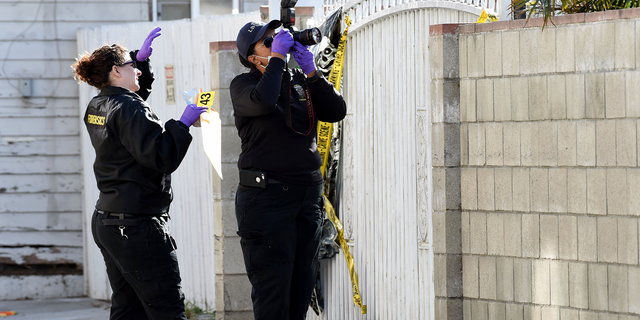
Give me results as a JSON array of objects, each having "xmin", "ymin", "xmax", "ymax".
[{"xmin": 510, "ymin": 0, "xmax": 640, "ymax": 27}]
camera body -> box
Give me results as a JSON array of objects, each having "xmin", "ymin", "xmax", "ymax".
[{"xmin": 280, "ymin": 0, "xmax": 321, "ymax": 46}]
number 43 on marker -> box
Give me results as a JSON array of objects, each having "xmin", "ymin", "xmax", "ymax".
[{"xmin": 197, "ymin": 91, "xmax": 215, "ymax": 108}]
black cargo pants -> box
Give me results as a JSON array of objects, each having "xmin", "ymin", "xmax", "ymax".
[
  {"xmin": 235, "ymin": 182, "xmax": 323, "ymax": 320},
  {"xmin": 91, "ymin": 210, "xmax": 187, "ymax": 320}
]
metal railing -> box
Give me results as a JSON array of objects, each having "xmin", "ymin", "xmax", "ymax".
[{"xmin": 325, "ymin": 0, "xmax": 508, "ymax": 25}]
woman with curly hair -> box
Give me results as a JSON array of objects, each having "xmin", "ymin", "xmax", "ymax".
[{"xmin": 72, "ymin": 27, "xmax": 206, "ymax": 320}]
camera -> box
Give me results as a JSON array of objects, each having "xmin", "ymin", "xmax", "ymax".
[{"xmin": 280, "ymin": 0, "xmax": 322, "ymax": 46}]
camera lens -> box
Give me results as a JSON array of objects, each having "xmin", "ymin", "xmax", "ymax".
[
  {"xmin": 293, "ymin": 27, "xmax": 322, "ymax": 46},
  {"xmin": 308, "ymin": 28, "xmax": 322, "ymax": 44}
]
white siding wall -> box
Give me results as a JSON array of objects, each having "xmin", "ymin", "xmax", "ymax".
[
  {"xmin": 0, "ymin": 0, "xmax": 149, "ymax": 300},
  {"xmin": 77, "ymin": 12, "xmax": 259, "ymax": 310},
  {"xmin": 308, "ymin": 6, "xmax": 478, "ymax": 319}
]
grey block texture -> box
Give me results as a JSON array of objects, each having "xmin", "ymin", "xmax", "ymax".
[{"xmin": 432, "ymin": 18, "xmax": 640, "ymax": 320}]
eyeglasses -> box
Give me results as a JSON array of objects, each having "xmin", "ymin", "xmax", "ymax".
[
  {"xmin": 263, "ymin": 36, "xmax": 274, "ymax": 48},
  {"xmin": 121, "ymin": 60, "xmax": 137, "ymax": 69},
  {"xmin": 255, "ymin": 36, "xmax": 275, "ymax": 51}
]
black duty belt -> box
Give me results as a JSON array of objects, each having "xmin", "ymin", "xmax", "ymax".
[{"xmin": 97, "ymin": 210, "xmax": 143, "ymax": 226}]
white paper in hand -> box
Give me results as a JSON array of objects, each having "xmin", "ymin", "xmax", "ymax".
[{"xmin": 200, "ymin": 110, "xmax": 222, "ymax": 179}]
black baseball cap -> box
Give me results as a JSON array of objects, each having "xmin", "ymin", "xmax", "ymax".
[{"xmin": 236, "ymin": 20, "xmax": 282, "ymax": 60}]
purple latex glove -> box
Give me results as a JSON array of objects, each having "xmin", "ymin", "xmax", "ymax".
[
  {"xmin": 271, "ymin": 29, "xmax": 294, "ymax": 56},
  {"xmin": 136, "ymin": 27, "xmax": 161, "ymax": 61},
  {"xmin": 179, "ymin": 104, "xmax": 207, "ymax": 127},
  {"xmin": 291, "ymin": 42, "xmax": 316, "ymax": 74}
]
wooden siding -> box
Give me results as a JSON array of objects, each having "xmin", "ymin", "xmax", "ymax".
[
  {"xmin": 0, "ymin": 0, "xmax": 150, "ymax": 300},
  {"xmin": 0, "ymin": 275, "xmax": 84, "ymax": 300}
]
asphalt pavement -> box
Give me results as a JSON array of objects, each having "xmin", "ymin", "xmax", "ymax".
[{"xmin": 0, "ymin": 297, "xmax": 111, "ymax": 320}]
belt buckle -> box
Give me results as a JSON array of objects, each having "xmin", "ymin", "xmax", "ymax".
[{"xmin": 99, "ymin": 211, "xmax": 125, "ymax": 219}]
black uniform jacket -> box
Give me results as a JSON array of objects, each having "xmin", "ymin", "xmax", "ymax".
[
  {"xmin": 230, "ymin": 58, "xmax": 347, "ymax": 186},
  {"xmin": 84, "ymin": 53, "xmax": 192, "ymax": 215}
]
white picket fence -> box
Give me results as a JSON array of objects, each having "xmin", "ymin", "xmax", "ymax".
[
  {"xmin": 76, "ymin": 12, "xmax": 259, "ymax": 310},
  {"xmin": 307, "ymin": 4, "xmax": 479, "ymax": 320}
]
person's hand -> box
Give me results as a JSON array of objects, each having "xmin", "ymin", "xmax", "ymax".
[
  {"xmin": 136, "ymin": 27, "xmax": 161, "ymax": 61},
  {"xmin": 179, "ymin": 104, "xmax": 207, "ymax": 127},
  {"xmin": 271, "ymin": 29, "xmax": 294, "ymax": 56},
  {"xmin": 291, "ymin": 42, "xmax": 316, "ymax": 75}
]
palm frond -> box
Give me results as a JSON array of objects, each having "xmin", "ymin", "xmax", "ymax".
[{"xmin": 510, "ymin": 0, "xmax": 640, "ymax": 27}]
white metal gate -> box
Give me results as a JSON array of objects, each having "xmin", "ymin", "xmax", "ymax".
[
  {"xmin": 76, "ymin": 12, "xmax": 259, "ymax": 310},
  {"xmin": 309, "ymin": 5, "xmax": 478, "ymax": 319}
]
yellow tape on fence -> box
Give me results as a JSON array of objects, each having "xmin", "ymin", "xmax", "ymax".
[
  {"xmin": 317, "ymin": 121, "xmax": 332, "ymax": 177},
  {"xmin": 318, "ymin": 15, "xmax": 351, "ymax": 176},
  {"xmin": 327, "ymin": 16, "xmax": 350, "ymax": 90},
  {"xmin": 317, "ymin": 15, "xmax": 366, "ymax": 315},
  {"xmin": 324, "ymin": 195, "xmax": 367, "ymax": 314}
]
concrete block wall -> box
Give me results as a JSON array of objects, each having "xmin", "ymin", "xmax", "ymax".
[
  {"xmin": 431, "ymin": 24, "xmax": 464, "ymax": 320},
  {"xmin": 433, "ymin": 8, "xmax": 640, "ymax": 320},
  {"xmin": 210, "ymin": 41, "xmax": 253, "ymax": 320}
]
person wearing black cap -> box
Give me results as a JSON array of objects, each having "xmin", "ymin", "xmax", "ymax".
[{"xmin": 230, "ymin": 20, "xmax": 347, "ymax": 319}]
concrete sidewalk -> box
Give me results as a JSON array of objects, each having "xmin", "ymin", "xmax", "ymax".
[{"xmin": 0, "ymin": 297, "xmax": 110, "ymax": 320}]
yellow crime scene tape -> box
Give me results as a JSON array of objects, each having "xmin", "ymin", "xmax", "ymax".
[
  {"xmin": 317, "ymin": 15, "xmax": 367, "ymax": 315},
  {"xmin": 476, "ymin": 8, "xmax": 499, "ymax": 23}
]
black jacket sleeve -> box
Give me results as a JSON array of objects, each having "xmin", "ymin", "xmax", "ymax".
[
  {"xmin": 230, "ymin": 59, "xmax": 286, "ymax": 117},
  {"xmin": 308, "ymin": 75, "xmax": 347, "ymax": 123},
  {"xmin": 130, "ymin": 50, "xmax": 154, "ymax": 101},
  {"xmin": 114, "ymin": 99, "xmax": 192, "ymax": 174}
]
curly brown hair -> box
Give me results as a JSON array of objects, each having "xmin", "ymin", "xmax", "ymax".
[{"xmin": 71, "ymin": 44, "xmax": 128, "ymax": 89}]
